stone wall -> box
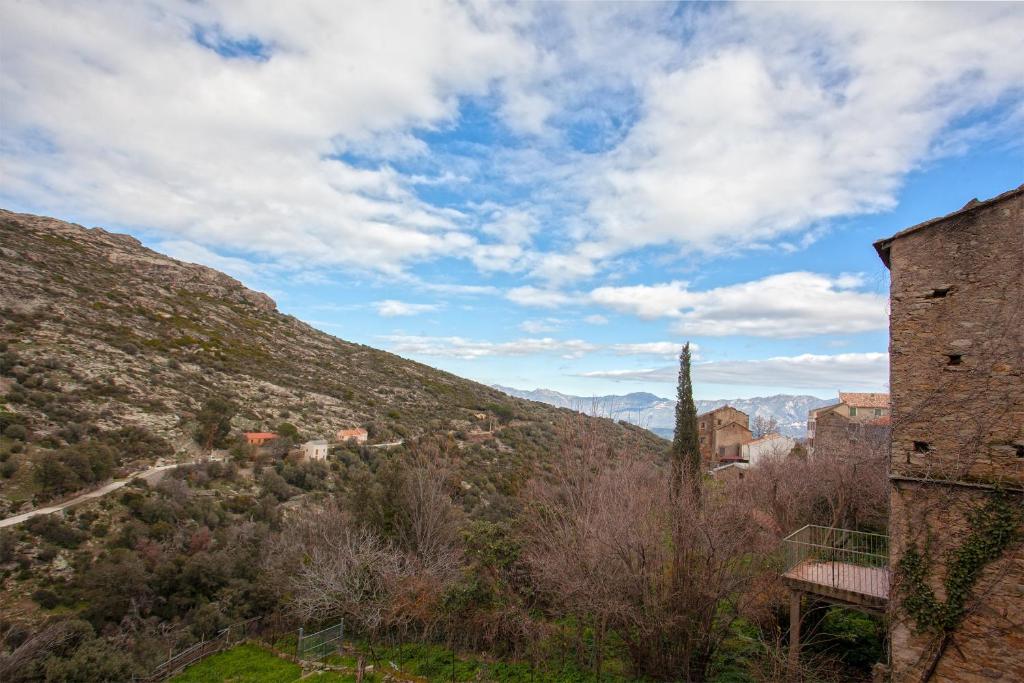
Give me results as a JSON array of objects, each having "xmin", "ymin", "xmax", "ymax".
[
  {"xmin": 883, "ymin": 188, "xmax": 1024, "ymax": 682},
  {"xmin": 889, "ymin": 482, "xmax": 1024, "ymax": 682},
  {"xmin": 887, "ymin": 190, "xmax": 1023, "ymax": 483},
  {"xmin": 812, "ymin": 411, "xmax": 889, "ymax": 462}
]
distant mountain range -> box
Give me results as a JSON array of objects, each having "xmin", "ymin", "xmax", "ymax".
[{"xmin": 493, "ymin": 386, "xmax": 836, "ymax": 439}]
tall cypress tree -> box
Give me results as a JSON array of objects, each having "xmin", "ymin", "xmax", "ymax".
[{"xmin": 671, "ymin": 342, "xmax": 700, "ymax": 495}]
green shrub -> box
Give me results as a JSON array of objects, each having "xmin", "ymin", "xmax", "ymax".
[
  {"xmin": 26, "ymin": 516, "xmax": 85, "ymax": 548},
  {"xmin": 32, "ymin": 588, "xmax": 60, "ymax": 609},
  {"xmin": 3, "ymin": 423, "xmax": 27, "ymax": 441}
]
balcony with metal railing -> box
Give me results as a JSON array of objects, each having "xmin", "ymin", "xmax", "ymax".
[{"xmin": 782, "ymin": 525, "xmax": 890, "ymax": 610}]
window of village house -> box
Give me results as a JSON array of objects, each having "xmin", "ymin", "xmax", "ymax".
[
  {"xmin": 874, "ymin": 408, "xmax": 882, "ymax": 416},
  {"xmin": 849, "ymin": 407, "xmax": 858, "ymax": 417},
  {"xmin": 913, "ymin": 441, "xmax": 931, "ymax": 454}
]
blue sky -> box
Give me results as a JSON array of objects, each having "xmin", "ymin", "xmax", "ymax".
[{"xmin": 2, "ymin": 2, "xmax": 1022, "ymax": 400}]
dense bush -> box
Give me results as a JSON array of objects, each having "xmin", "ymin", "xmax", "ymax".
[
  {"xmin": 25, "ymin": 516, "xmax": 85, "ymax": 548},
  {"xmin": 32, "ymin": 441, "xmax": 117, "ymax": 498}
]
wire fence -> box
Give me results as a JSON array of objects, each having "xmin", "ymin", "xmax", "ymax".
[
  {"xmin": 783, "ymin": 525, "xmax": 890, "ymax": 600},
  {"xmin": 132, "ymin": 617, "xmax": 261, "ymax": 682},
  {"xmin": 297, "ymin": 621, "xmax": 344, "ymax": 662}
]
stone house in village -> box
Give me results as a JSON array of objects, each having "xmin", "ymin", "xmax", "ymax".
[
  {"xmin": 814, "ymin": 411, "xmax": 890, "ymax": 462},
  {"xmin": 806, "ymin": 392, "xmax": 889, "ymax": 456},
  {"xmin": 875, "ymin": 184, "xmax": 1023, "ymax": 682},
  {"xmin": 698, "ymin": 406, "xmax": 753, "ymax": 468}
]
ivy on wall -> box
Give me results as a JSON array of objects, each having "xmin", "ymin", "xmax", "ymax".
[{"xmin": 897, "ymin": 491, "xmax": 1022, "ymax": 635}]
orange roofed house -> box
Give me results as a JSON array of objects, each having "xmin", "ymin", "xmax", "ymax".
[
  {"xmin": 698, "ymin": 406, "xmax": 752, "ymax": 468},
  {"xmin": 336, "ymin": 428, "xmax": 368, "ymax": 444},
  {"xmin": 243, "ymin": 432, "xmax": 278, "ymax": 446}
]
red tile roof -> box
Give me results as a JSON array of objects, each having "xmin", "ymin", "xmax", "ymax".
[
  {"xmin": 839, "ymin": 392, "xmax": 890, "ymax": 409},
  {"xmin": 244, "ymin": 432, "xmax": 278, "ymax": 439}
]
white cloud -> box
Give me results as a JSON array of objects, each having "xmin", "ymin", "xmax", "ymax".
[
  {"xmin": 610, "ymin": 342, "xmax": 694, "ymax": 358},
  {"xmin": 415, "ymin": 281, "xmax": 500, "ymax": 297},
  {"xmin": 579, "ymin": 352, "xmax": 889, "ymax": 391},
  {"xmin": 590, "ymin": 272, "xmax": 888, "ymax": 338},
  {"xmin": 583, "ymin": 314, "xmax": 609, "ymax": 325},
  {"xmin": 506, "ymin": 286, "xmax": 577, "ymax": 309},
  {"xmin": 519, "ymin": 318, "xmax": 563, "ymax": 334},
  {"xmin": 374, "ymin": 300, "xmax": 443, "ymax": 317},
  {"xmin": 0, "ymin": 1, "xmax": 539, "ymax": 273},
  {"xmin": 550, "ymin": 3, "xmax": 1024, "ymax": 275},
  {"xmin": 384, "ymin": 335, "xmax": 597, "ymax": 360},
  {"xmin": 3, "ymin": 1, "xmax": 1021, "ymax": 296}
]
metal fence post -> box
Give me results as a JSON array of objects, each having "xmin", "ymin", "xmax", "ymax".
[{"xmin": 297, "ymin": 627, "xmax": 304, "ymax": 660}]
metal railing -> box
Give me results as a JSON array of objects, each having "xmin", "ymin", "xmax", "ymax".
[
  {"xmin": 783, "ymin": 525, "xmax": 890, "ymax": 600},
  {"xmin": 297, "ymin": 620, "xmax": 344, "ymax": 662}
]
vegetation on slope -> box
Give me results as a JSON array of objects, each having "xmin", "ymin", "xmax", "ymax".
[{"xmin": 0, "ymin": 209, "xmax": 887, "ymax": 682}]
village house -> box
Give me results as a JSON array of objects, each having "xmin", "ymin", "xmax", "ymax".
[
  {"xmin": 710, "ymin": 461, "xmax": 749, "ymax": 483},
  {"xmin": 875, "ymin": 184, "xmax": 1024, "ymax": 682},
  {"xmin": 697, "ymin": 406, "xmax": 753, "ymax": 468},
  {"xmin": 300, "ymin": 439, "xmax": 329, "ymax": 461},
  {"xmin": 336, "ymin": 427, "xmax": 368, "ymax": 444},
  {"xmin": 806, "ymin": 392, "xmax": 889, "ymax": 456},
  {"xmin": 243, "ymin": 431, "xmax": 277, "ymax": 446},
  {"xmin": 740, "ymin": 432, "xmax": 795, "ymax": 466}
]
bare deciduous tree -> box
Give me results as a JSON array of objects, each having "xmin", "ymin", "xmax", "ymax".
[
  {"xmin": 751, "ymin": 414, "xmax": 780, "ymax": 439},
  {"xmin": 523, "ymin": 417, "xmax": 775, "ymax": 681}
]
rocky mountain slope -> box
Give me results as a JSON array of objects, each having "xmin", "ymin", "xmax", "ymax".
[
  {"xmin": 0, "ymin": 209, "xmax": 663, "ymax": 509},
  {"xmin": 494, "ymin": 385, "xmax": 835, "ymax": 438}
]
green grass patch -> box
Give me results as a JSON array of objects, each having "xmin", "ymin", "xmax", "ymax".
[{"xmin": 170, "ymin": 643, "xmax": 301, "ymax": 683}]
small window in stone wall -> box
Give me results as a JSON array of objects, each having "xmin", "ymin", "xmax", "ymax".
[
  {"xmin": 928, "ymin": 287, "xmax": 951, "ymax": 298},
  {"xmin": 1015, "ymin": 444, "xmax": 1024, "ymax": 459},
  {"xmin": 913, "ymin": 441, "xmax": 931, "ymax": 454},
  {"xmin": 849, "ymin": 407, "xmax": 857, "ymax": 417},
  {"xmin": 947, "ymin": 354, "xmax": 962, "ymax": 366}
]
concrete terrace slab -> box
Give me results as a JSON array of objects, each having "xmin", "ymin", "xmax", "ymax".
[{"xmin": 783, "ymin": 560, "xmax": 890, "ymax": 611}]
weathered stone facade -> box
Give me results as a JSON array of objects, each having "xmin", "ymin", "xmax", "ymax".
[
  {"xmin": 812, "ymin": 410, "xmax": 889, "ymax": 462},
  {"xmin": 697, "ymin": 406, "xmax": 751, "ymax": 468},
  {"xmin": 875, "ymin": 184, "xmax": 1024, "ymax": 682}
]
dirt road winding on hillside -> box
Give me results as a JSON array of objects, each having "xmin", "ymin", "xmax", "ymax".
[{"xmin": 0, "ymin": 458, "xmax": 216, "ymax": 528}]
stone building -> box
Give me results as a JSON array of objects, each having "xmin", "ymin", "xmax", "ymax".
[
  {"xmin": 874, "ymin": 184, "xmax": 1024, "ymax": 682},
  {"xmin": 811, "ymin": 411, "xmax": 890, "ymax": 462},
  {"xmin": 806, "ymin": 392, "xmax": 889, "ymax": 456},
  {"xmin": 697, "ymin": 406, "xmax": 752, "ymax": 468}
]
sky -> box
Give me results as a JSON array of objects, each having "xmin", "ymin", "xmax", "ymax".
[{"xmin": 2, "ymin": 1, "xmax": 1022, "ymax": 400}]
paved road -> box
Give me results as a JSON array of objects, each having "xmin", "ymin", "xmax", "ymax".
[{"xmin": 0, "ymin": 458, "xmax": 218, "ymax": 528}]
